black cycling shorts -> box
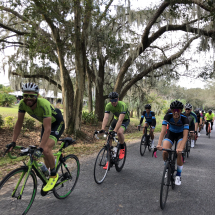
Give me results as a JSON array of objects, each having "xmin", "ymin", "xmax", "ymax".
[
  {"xmin": 41, "ymin": 108, "xmax": 65, "ymax": 144},
  {"xmin": 109, "ymin": 119, "xmax": 130, "ymax": 132},
  {"xmin": 163, "ymin": 130, "xmax": 183, "ymax": 145},
  {"xmin": 144, "ymin": 121, "xmax": 156, "ymax": 128},
  {"xmin": 189, "ymin": 123, "xmax": 195, "ymax": 131}
]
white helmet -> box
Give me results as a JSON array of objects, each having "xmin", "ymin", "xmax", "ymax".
[{"xmin": 22, "ymin": 83, "xmax": 39, "ymax": 93}]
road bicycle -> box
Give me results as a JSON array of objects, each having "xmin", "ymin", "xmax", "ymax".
[
  {"xmin": 138, "ymin": 125, "xmax": 153, "ymax": 156},
  {"xmin": 153, "ymin": 141, "xmax": 183, "ymax": 210},
  {"xmin": 93, "ymin": 131, "xmax": 127, "ymax": 184},
  {"xmin": 0, "ymin": 137, "xmax": 80, "ymax": 215},
  {"xmin": 184, "ymin": 132, "xmax": 192, "ymax": 158}
]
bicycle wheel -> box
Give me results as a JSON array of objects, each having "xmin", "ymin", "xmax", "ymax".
[
  {"xmin": 53, "ymin": 154, "xmax": 80, "ymax": 199},
  {"xmin": 160, "ymin": 162, "xmax": 170, "ymax": 210},
  {"xmin": 94, "ymin": 147, "xmax": 110, "ymax": 184},
  {"xmin": 115, "ymin": 143, "xmax": 127, "ymax": 172},
  {"xmin": 0, "ymin": 167, "xmax": 37, "ymax": 215},
  {"xmin": 140, "ymin": 135, "xmax": 147, "ymax": 156},
  {"xmin": 186, "ymin": 139, "xmax": 191, "ymax": 158}
]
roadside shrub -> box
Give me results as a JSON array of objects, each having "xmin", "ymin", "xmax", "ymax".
[
  {"xmin": 82, "ymin": 111, "xmax": 98, "ymax": 125},
  {"xmin": 22, "ymin": 117, "xmax": 36, "ymax": 131},
  {"xmin": 0, "ymin": 114, "xmax": 4, "ymax": 127},
  {"xmin": 4, "ymin": 116, "xmax": 15, "ymax": 129}
]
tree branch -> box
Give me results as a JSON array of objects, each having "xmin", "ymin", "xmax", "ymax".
[
  {"xmin": 0, "ymin": 22, "xmax": 29, "ymax": 35},
  {"xmin": 11, "ymin": 72, "xmax": 62, "ymax": 91}
]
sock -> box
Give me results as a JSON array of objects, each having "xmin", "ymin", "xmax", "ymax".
[
  {"xmin": 50, "ymin": 168, "xmax": 56, "ymax": 177},
  {"xmin": 176, "ymin": 165, "xmax": 183, "ymax": 177},
  {"xmin": 191, "ymin": 140, "xmax": 194, "ymax": 144},
  {"xmin": 151, "ymin": 139, "xmax": 154, "ymax": 144},
  {"xmin": 120, "ymin": 144, "xmax": 125, "ymax": 149}
]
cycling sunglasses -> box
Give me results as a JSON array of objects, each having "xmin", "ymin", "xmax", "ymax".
[
  {"xmin": 185, "ymin": 108, "xmax": 191, "ymax": 111},
  {"xmin": 23, "ymin": 94, "xmax": 37, "ymax": 99},
  {"xmin": 110, "ymin": 98, "xmax": 118, "ymax": 102},
  {"xmin": 172, "ymin": 108, "xmax": 181, "ymax": 113}
]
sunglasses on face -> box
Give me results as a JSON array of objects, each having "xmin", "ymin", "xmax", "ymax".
[
  {"xmin": 23, "ymin": 94, "xmax": 37, "ymax": 99},
  {"xmin": 110, "ymin": 98, "xmax": 118, "ymax": 102},
  {"xmin": 172, "ymin": 109, "xmax": 181, "ymax": 113},
  {"xmin": 185, "ymin": 109, "xmax": 191, "ymax": 111}
]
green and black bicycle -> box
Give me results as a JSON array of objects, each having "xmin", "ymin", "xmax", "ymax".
[{"xmin": 0, "ymin": 137, "xmax": 80, "ymax": 215}]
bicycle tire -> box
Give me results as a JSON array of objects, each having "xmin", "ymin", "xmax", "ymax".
[
  {"xmin": 53, "ymin": 154, "xmax": 80, "ymax": 199},
  {"xmin": 140, "ymin": 135, "xmax": 147, "ymax": 156},
  {"xmin": 94, "ymin": 147, "xmax": 110, "ymax": 184},
  {"xmin": 160, "ymin": 162, "xmax": 170, "ymax": 210},
  {"xmin": 115, "ymin": 143, "xmax": 127, "ymax": 172},
  {"xmin": 186, "ymin": 139, "xmax": 191, "ymax": 158},
  {"xmin": 0, "ymin": 167, "xmax": 37, "ymax": 215}
]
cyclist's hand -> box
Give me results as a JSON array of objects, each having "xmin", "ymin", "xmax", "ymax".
[
  {"xmin": 109, "ymin": 131, "xmax": 116, "ymax": 137},
  {"xmin": 137, "ymin": 125, "xmax": 141, "ymax": 131},
  {"xmin": 6, "ymin": 142, "xmax": 16, "ymax": 152},
  {"xmin": 176, "ymin": 148, "xmax": 183, "ymax": 153},
  {"xmin": 99, "ymin": 129, "xmax": 105, "ymax": 134},
  {"xmin": 33, "ymin": 147, "xmax": 43, "ymax": 159},
  {"xmin": 156, "ymin": 145, "xmax": 162, "ymax": 151}
]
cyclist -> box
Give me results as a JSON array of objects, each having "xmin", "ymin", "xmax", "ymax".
[
  {"xmin": 157, "ymin": 100, "xmax": 189, "ymax": 186},
  {"xmin": 138, "ymin": 104, "xmax": 156, "ymax": 148},
  {"xmin": 194, "ymin": 109, "xmax": 203, "ymax": 136},
  {"xmin": 205, "ymin": 109, "xmax": 214, "ymax": 135},
  {"xmin": 6, "ymin": 83, "xmax": 65, "ymax": 192},
  {"xmin": 202, "ymin": 110, "xmax": 206, "ymax": 128},
  {"xmin": 101, "ymin": 92, "xmax": 130, "ymax": 169},
  {"xmin": 182, "ymin": 103, "xmax": 196, "ymax": 148}
]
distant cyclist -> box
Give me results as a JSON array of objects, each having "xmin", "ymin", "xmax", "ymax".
[
  {"xmin": 205, "ymin": 109, "xmax": 214, "ymax": 135},
  {"xmin": 183, "ymin": 103, "xmax": 196, "ymax": 148},
  {"xmin": 138, "ymin": 104, "xmax": 156, "ymax": 148},
  {"xmin": 194, "ymin": 109, "xmax": 203, "ymax": 136},
  {"xmin": 101, "ymin": 92, "xmax": 130, "ymax": 169},
  {"xmin": 157, "ymin": 100, "xmax": 189, "ymax": 185},
  {"xmin": 6, "ymin": 83, "xmax": 65, "ymax": 192}
]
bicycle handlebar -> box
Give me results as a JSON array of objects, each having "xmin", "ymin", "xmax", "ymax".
[
  {"xmin": 5, "ymin": 145, "xmax": 24, "ymax": 159},
  {"xmin": 94, "ymin": 130, "xmax": 118, "ymax": 142}
]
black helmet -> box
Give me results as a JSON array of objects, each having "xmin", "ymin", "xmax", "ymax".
[
  {"xmin": 208, "ymin": 109, "xmax": 212, "ymax": 113},
  {"xmin": 170, "ymin": 100, "xmax": 183, "ymax": 109},
  {"xmin": 202, "ymin": 110, "xmax": 204, "ymax": 113},
  {"xmin": 145, "ymin": 104, "xmax": 151, "ymax": 109},
  {"xmin": 108, "ymin": 92, "xmax": 119, "ymax": 99},
  {"xmin": 185, "ymin": 103, "xmax": 192, "ymax": 109},
  {"xmin": 194, "ymin": 110, "xmax": 199, "ymax": 114}
]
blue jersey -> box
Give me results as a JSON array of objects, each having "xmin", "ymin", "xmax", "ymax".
[
  {"xmin": 162, "ymin": 113, "xmax": 189, "ymax": 133},
  {"xmin": 140, "ymin": 110, "xmax": 156, "ymax": 126}
]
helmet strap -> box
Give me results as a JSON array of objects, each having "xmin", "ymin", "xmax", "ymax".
[{"xmin": 30, "ymin": 97, "xmax": 38, "ymax": 107}]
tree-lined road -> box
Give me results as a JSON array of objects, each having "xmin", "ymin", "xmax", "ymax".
[{"xmin": 31, "ymin": 129, "xmax": 215, "ymax": 215}]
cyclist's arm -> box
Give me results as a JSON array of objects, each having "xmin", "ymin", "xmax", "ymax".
[
  {"xmin": 40, "ymin": 117, "xmax": 52, "ymax": 148},
  {"xmin": 101, "ymin": 113, "xmax": 109, "ymax": 130},
  {"xmin": 12, "ymin": 112, "xmax": 25, "ymax": 142},
  {"xmin": 114, "ymin": 114, "xmax": 125, "ymax": 132},
  {"xmin": 157, "ymin": 125, "xmax": 167, "ymax": 146},
  {"xmin": 151, "ymin": 112, "xmax": 156, "ymax": 128},
  {"xmin": 139, "ymin": 113, "xmax": 144, "ymax": 125}
]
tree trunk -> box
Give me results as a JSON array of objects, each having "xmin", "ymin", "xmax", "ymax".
[
  {"xmin": 95, "ymin": 57, "xmax": 105, "ymax": 121},
  {"xmin": 86, "ymin": 70, "xmax": 93, "ymax": 113}
]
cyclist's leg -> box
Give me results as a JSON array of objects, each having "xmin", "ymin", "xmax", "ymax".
[
  {"xmin": 162, "ymin": 130, "xmax": 174, "ymax": 161},
  {"xmin": 211, "ymin": 121, "xmax": 213, "ymax": 130},
  {"xmin": 190, "ymin": 123, "xmax": 195, "ymax": 147},
  {"xmin": 118, "ymin": 119, "xmax": 130, "ymax": 159},
  {"xmin": 143, "ymin": 122, "xmax": 148, "ymax": 135},
  {"xmin": 43, "ymin": 119, "xmax": 65, "ymax": 192},
  {"xmin": 206, "ymin": 121, "xmax": 208, "ymax": 134}
]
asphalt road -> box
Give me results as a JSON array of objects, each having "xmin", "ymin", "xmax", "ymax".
[{"xmin": 28, "ymin": 128, "xmax": 215, "ymax": 214}]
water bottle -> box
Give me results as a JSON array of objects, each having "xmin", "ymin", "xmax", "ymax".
[
  {"xmin": 39, "ymin": 162, "xmax": 49, "ymax": 177},
  {"xmin": 113, "ymin": 147, "xmax": 117, "ymax": 157}
]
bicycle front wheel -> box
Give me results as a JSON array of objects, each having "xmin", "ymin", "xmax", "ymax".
[
  {"xmin": 186, "ymin": 139, "xmax": 191, "ymax": 158},
  {"xmin": 115, "ymin": 143, "xmax": 127, "ymax": 172},
  {"xmin": 160, "ymin": 162, "xmax": 170, "ymax": 210},
  {"xmin": 140, "ymin": 136, "xmax": 147, "ymax": 156},
  {"xmin": 53, "ymin": 154, "xmax": 80, "ymax": 199},
  {"xmin": 94, "ymin": 147, "xmax": 110, "ymax": 184},
  {"xmin": 0, "ymin": 167, "xmax": 37, "ymax": 215}
]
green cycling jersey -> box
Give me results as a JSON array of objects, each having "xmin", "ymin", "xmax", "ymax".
[
  {"xmin": 19, "ymin": 98, "xmax": 60, "ymax": 124},
  {"xmin": 205, "ymin": 113, "xmax": 214, "ymax": 121},
  {"xmin": 105, "ymin": 101, "xmax": 130, "ymax": 120}
]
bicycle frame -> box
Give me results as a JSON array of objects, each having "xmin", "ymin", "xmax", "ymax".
[{"xmin": 7, "ymin": 141, "xmax": 68, "ymax": 197}]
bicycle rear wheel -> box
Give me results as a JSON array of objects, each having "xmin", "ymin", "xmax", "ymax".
[
  {"xmin": 140, "ymin": 135, "xmax": 147, "ymax": 156},
  {"xmin": 94, "ymin": 147, "xmax": 110, "ymax": 184},
  {"xmin": 160, "ymin": 162, "xmax": 170, "ymax": 210},
  {"xmin": 115, "ymin": 143, "xmax": 127, "ymax": 172},
  {"xmin": 186, "ymin": 139, "xmax": 191, "ymax": 158},
  {"xmin": 53, "ymin": 154, "xmax": 80, "ymax": 199},
  {"xmin": 0, "ymin": 167, "xmax": 37, "ymax": 215}
]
